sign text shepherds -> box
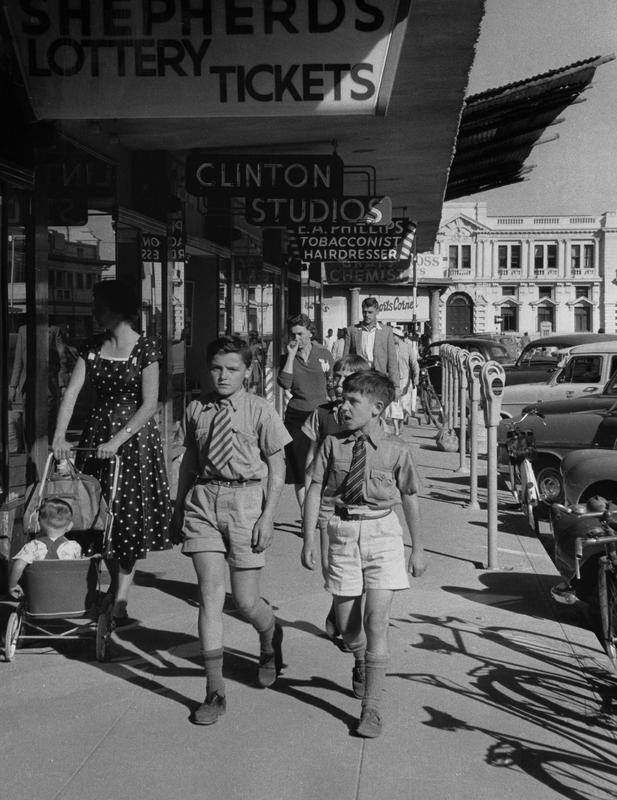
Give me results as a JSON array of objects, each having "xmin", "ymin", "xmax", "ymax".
[{"xmin": 8, "ymin": 1, "xmax": 406, "ymax": 119}]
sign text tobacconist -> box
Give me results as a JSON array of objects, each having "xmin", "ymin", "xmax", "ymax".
[
  {"xmin": 9, "ymin": 1, "xmax": 403, "ymax": 118},
  {"xmin": 294, "ymin": 218, "xmax": 412, "ymax": 261}
]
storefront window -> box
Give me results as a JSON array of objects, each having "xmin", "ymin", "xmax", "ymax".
[
  {"xmin": 233, "ymin": 257, "xmax": 278, "ymax": 401},
  {"xmin": 4, "ymin": 189, "xmax": 30, "ymax": 500},
  {"xmin": 53, "ymin": 213, "xmax": 117, "ymax": 443}
]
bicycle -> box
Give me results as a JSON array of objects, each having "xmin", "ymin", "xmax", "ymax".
[
  {"xmin": 550, "ymin": 500, "xmax": 617, "ymax": 672},
  {"xmin": 417, "ymin": 367, "xmax": 444, "ymax": 427},
  {"xmin": 504, "ymin": 411, "xmax": 544, "ymax": 529},
  {"xmin": 573, "ymin": 512, "xmax": 617, "ymax": 671}
]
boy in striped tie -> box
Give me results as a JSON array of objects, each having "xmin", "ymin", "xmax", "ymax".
[
  {"xmin": 173, "ymin": 337, "xmax": 291, "ymax": 725},
  {"xmin": 302, "ymin": 370, "xmax": 426, "ymax": 738}
]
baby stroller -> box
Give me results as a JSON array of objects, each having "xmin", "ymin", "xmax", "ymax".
[{"xmin": 2, "ymin": 451, "xmax": 120, "ymax": 663}]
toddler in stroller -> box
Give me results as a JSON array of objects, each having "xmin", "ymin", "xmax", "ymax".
[
  {"xmin": 7, "ymin": 498, "xmax": 81, "ymax": 598},
  {"xmin": 1, "ymin": 453, "xmax": 119, "ymax": 663}
]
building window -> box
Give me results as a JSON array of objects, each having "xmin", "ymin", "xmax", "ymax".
[
  {"xmin": 502, "ymin": 286, "xmax": 517, "ymax": 297},
  {"xmin": 571, "ymin": 243, "xmax": 595, "ymax": 271},
  {"xmin": 574, "ymin": 305, "xmax": 591, "ymax": 332},
  {"xmin": 498, "ymin": 243, "xmax": 521, "ymax": 270},
  {"xmin": 584, "ymin": 244, "xmax": 594, "ymax": 268},
  {"xmin": 534, "ymin": 243, "xmax": 557, "ymax": 272},
  {"xmin": 449, "ymin": 244, "xmax": 471, "ymax": 270},
  {"xmin": 538, "ymin": 285, "xmax": 552, "ymax": 299},
  {"xmin": 575, "ymin": 285, "xmax": 590, "ymax": 299},
  {"xmin": 501, "ymin": 304, "xmax": 518, "ymax": 331},
  {"xmin": 537, "ymin": 305, "xmax": 554, "ymax": 332}
]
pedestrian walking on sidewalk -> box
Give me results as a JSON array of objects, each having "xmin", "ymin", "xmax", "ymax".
[
  {"xmin": 278, "ymin": 313, "xmax": 334, "ymax": 512},
  {"xmin": 384, "ymin": 327, "xmax": 419, "ymax": 433},
  {"xmin": 301, "ymin": 354, "xmax": 370, "ymax": 646},
  {"xmin": 302, "ymin": 370, "xmax": 426, "ymax": 738},
  {"xmin": 172, "ymin": 336, "xmax": 291, "ymax": 725},
  {"xmin": 52, "ymin": 279, "xmax": 173, "ymax": 628}
]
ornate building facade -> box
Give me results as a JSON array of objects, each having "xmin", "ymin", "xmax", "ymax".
[{"xmin": 322, "ymin": 200, "xmax": 617, "ymax": 338}]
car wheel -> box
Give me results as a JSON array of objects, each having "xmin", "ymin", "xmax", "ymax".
[{"xmin": 535, "ymin": 463, "xmax": 564, "ymax": 504}]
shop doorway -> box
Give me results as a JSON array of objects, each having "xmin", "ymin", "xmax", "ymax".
[{"xmin": 446, "ymin": 292, "xmax": 473, "ymax": 335}]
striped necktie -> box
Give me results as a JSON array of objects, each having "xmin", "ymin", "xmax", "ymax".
[
  {"xmin": 343, "ymin": 435, "xmax": 367, "ymax": 505},
  {"xmin": 208, "ymin": 401, "xmax": 234, "ymax": 472}
]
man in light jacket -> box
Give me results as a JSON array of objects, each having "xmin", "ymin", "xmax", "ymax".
[{"xmin": 344, "ymin": 297, "xmax": 400, "ymax": 393}]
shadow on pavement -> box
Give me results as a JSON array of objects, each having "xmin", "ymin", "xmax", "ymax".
[
  {"xmin": 272, "ymin": 675, "xmax": 358, "ymax": 730},
  {"xmin": 390, "ymin": 612, "xmax": 617, "ymax": 799}
]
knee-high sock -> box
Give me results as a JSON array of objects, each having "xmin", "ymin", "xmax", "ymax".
[
  {"xmin": 202, "ymin": 647, "xmax": 225, "ymax": 697},
  {"xmin": 363, "ymin": 650, "xmax": 389, "ymax": 711}
]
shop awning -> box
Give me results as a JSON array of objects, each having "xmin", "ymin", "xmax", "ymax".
[{"xmin": 446, "ymin": 54, "xmax": 615, "ymax": 200}]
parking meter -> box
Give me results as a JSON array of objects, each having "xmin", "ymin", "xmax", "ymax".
[
  {"xmin": 480, "ymin": 360, "xmax": 506, "ymax": 569},
  {"xmin": 465, "ymin": 353, "xmax": 485, "ymax": 510},
  {"xmin": 466, "ymin": 352, "xmax": 484, "ymax": 403},
  {"xmin": 440, "ymin": 344, "xmax": 450, "ymax": 418},
  {"xmin": 480, "ymin": 361, "xmax": 506, "ymax": 427},
  {"xmin": 456, "ymin": 349, "xmax": 469, "ymax": 473},
  {"xmin": 445, "ymin": 345, "xmax": 457, "ymax": 429}
]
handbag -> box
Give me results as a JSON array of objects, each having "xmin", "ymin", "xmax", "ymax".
[
  {"xmin": 436, "ymin": 426, "xmax": 459, "ymax": 452},
  {"xmin": 23, "ymin": 453, "xmax": 109, "ymax": 534}
]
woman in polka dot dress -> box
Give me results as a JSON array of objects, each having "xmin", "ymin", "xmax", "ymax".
[{"xmin": 52, "ymin": 280, "xmax": 173, "ymax": 625}]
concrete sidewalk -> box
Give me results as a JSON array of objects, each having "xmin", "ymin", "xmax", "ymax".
[{"xmin": 2, "ymin": 422, "xmax": 617, "ymax": 800}]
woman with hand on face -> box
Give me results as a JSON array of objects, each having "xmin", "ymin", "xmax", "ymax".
[
  {"xmin": 277, "ymin": 314, "xmax": 334, "ymax": 511},
  {"xmin": 52, "ymin": 279, "xmax": 173, "ymax": 626}
]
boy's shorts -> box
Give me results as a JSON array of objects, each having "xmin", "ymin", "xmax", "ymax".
[
  {"xmin": 181, "ymin": 482, "xmax": 265, "ymax": 569},
  {"xmin": 325, "ymin": 511, "xmax": 409, "ymax": 595}
]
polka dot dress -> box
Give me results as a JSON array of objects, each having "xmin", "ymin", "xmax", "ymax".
[{"xmin": 76, "ymin": 334, "xmax": 173, "ymax": 563}]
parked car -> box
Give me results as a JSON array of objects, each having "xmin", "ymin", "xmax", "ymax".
[
  {"xmin": 497, "ymin": 357, "xmax": 617, "ymax": 502},
  {"xmin": 561, "ymin": 448, "xmax": 617, "ymax": 507},
  {"xmin": 420, "ymin": 337, "xmax": 512, "ymax": 395},
  {"xmin": 498, "ymin": 341, "xmax": 617, "ymax": 419},
  {"xmin": 503, "ymin": 333, "xmax": 617, "ymax": 387}
]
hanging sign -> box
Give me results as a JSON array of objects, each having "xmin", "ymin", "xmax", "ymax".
[
  {"xmin": 324, "ymin": 261, "xmax": 411, "ymax": 284},
  {"xmin": 291, "ymin": 217, "xmax": 414, "ymax": 262},
  {"xmin": 245, "ymin": 195, "xmax": 391, "ymax": 226},
  {"xmin": 186, "ymin": 153, "xmax": 344, "ymax": 197},
  {"xmin": 167, "ymin": 216, "xmax": 186, "ymax": 261},
  {"xmin": 141, "ymin": 233, "xmax": 164, "ymax": 262},
  {"xmin": 6, "ymin": 1, "xmax": 408, "ymax": 119}
]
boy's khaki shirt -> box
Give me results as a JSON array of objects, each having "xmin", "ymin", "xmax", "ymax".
[
  {"xmin": 308, "ymin": 423, "xmax": 421, "ymax": 512},
  {"xmin": 181, "ymin": 388, "xmax": 291, "ymax": 481}
]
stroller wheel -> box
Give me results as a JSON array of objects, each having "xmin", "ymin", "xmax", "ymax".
[
  {"xmin": 95, "ymin": 609, "xmax": 113, "ymax": 662},
  {"xmin": 4, "ymin": 611, "xmax": 22, "ymax": 662}
]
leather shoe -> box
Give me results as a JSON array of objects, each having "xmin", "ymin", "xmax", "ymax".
[
  {"xmin": 257, "ymin": 623, "xmax": 283, "ymax": 687},
  {"xmin": 193, "ymin": 692, "xmax": 226, "ymax": 725},
  {"xmin": 356, "ymin": 707, "xmax": 383, "ymax": 738}
]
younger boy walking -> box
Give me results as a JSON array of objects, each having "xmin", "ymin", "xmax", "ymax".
[
  {"xmin": 302, "ymin": 370, "xmax": 426, "ymax": 737},
  {"xmin": 173, "ymin": 337, "xmax": 291, "ymax": 725},
  {"xmin": 301, "ymin": 354, "xmax": 370, "ymax": 642}
]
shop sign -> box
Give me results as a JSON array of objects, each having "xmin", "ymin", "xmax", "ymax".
[
  {"xmin": 167, "ymin": 216, "xmax": 185, "ymax": 261},
  {"xmin": 6, "ymin": 1, "xmax": 407, "ymax": 119},
  {"xmin": 292, "ymin": 217, "xmax": 414, "ymax": 262},
  {"xmin": 415, "ymin": 252, "xmax": 446, "ymax": 279},
  {"xmin": 48, "ymin": 195, "xmax": 88, "ymax": 226},
  {"xmin": 324, "ymin": 261, "xmax": 411, "ymax": 284},
  {"xmin": 186, "ymin": 153, "xmax": 343, "ymax": 197},
  {"xmin": 43, "ymin": 156, "xmax": 114, "ymax": 225},
  {"xmin": 141, "ymin": 233, "xmax": 164, "ymax": 262},
  {"xmin": 245, "ymin": 195, "xmax": 390, "ymax": 226}
]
